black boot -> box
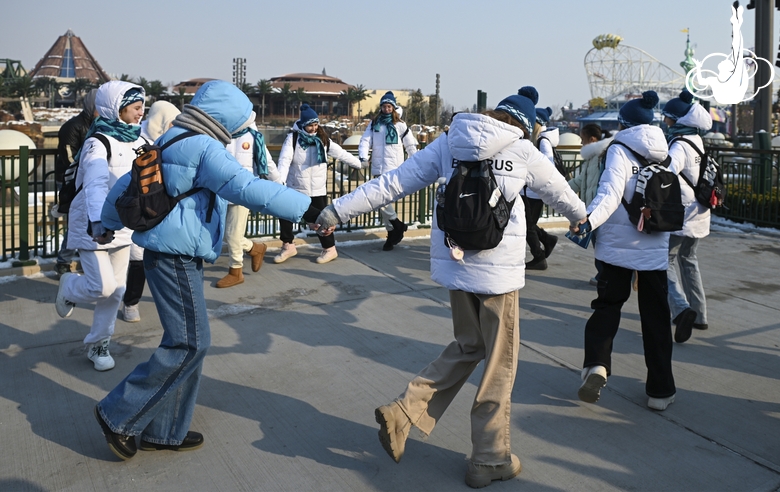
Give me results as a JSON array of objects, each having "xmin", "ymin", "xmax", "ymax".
[
  {"xmin": 543, "ymin": 234, "xmax": 558, "ymax": 258},
  {"xmin": 389, "ymin": 219, "xmax": 408, "ymax": 245}
]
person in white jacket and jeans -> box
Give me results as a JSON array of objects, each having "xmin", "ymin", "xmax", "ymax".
[
  {"xmin": 275, "ymin": 104, "xmax": 362, "ymax": 264},
  {"xmin": 121, "ymin": 101, "xmax": 181, "ymax": 322},
  {"xmin": 572, "ymin": 91, "xmax": 677, "ymax": 411},
  {"xmin": 316, "ymin": 91, "xmax": 586, "ymax": 488},
  {"xmin": 54, "ymin": 81, "xmax": 146, "ymax": 371},
  {"xmin": 358, "ymin": 91, "xmax": 418, "ymax": 251},
  {"xmin": 662, "ymin": 90, "xmax": 713, "ymax": 343}
]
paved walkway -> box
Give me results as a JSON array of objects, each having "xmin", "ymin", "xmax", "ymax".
[{"xmin": 0, "ymin": 227, "xmax": 778, "ymax": 491}]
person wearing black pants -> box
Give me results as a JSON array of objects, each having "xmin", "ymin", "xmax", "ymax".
[
  {"xmin": 573, "ymin": 90, "xmax": 677, "ymax": 411},
  {"xmin": 277, "ymin": 195, "xmax": 332, "ymax": 255},
  {"xmin": 522, "ymin": 195, "xmax": 554, "ymax": 270},
  {"xmin": 584, "ymin": 263, "xmax": 675, "ymax": 399}
]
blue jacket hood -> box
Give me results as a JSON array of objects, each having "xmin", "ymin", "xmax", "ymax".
[{"xmin": 190, "ymin": 80, "xmax": 254, "ymax": 134}]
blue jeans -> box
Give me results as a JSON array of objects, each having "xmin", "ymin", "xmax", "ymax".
[
  {"xmin": 667, "ymin": 235, "xmax": 707, "ymax": 325},
  {"xmin": 97, "ymin": 250, "xmax": 210, "ymax": 445}
]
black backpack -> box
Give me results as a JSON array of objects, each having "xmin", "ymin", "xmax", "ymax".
[
  {"xmin": 670, "ymin": 137, "xmax": 726, "ymax": 209},
  {"xmin": 56, "ymin": 134, "xmax": 111, "ymax": 214},
  {"xmin": 537, "ymin": 136, "xmax": 566, "ymax": 177},
  {"xmin": 115, "ymin": 131, "xmax": 215, "ymax": 232},
  {"xmin": 436, "ymin": 159, "xmax": 515, "ymax": 251},
  {"xmin": 613, "ymin": 141, "xmax": 685, "ymax": 234}
]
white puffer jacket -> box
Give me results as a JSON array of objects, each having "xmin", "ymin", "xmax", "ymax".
[
  {"xmin": 524, "ymin": 127, "xmax": 559, "ymax": 200},
  {"xmin": 358, "ymin": 119, "xmax": 418, "ymax": 175},
  {"xmin": 667, "ymin": 104, "xmax": 712, "ymax": 238},
  {"xmin": 334, "ymin": 113, "xmax": 586, "ymax": 295},
  {"xmin": 587, "ymin": 124, "xmax": 670, "ymax": 271},
  {"xmin": 277, "ymin": 124, "xmax": 361, "ymax": 196},
  {"xmin": 225, "ymin": 126, "xmax": 280, "ymax": 183},
  {"xmin": 67, "ymin": 81, "xmax": 144, "ymax": 251}
]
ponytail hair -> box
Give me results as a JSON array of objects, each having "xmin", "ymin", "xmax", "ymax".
[{"xmin": 580, "ymin": 123, "xmax": 605, "ymax": 142}]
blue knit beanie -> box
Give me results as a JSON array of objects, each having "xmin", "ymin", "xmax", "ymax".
[
  {"xmin": 618, "ymin": 91, "xmax": 659, "ymax": 128},
  {"xmin": 662, "ymin": 89, "xmax": 694, "ymax": 121},
  {"xmin": 120, "ymin": 88, "xmax": 144, "ymax": 110},
  {"xmin": 298, "ymin": 104, "xmax": 319, "ymax": 128},
  {"xmin": 380, "ymin": 91, "xmax": 398, "ymax": 108},
  {"xmin": 495, "ymin": 86, "xmax": 539, "ymax": 131},
  {"xmin": 536, "ymin": 106, "xmax": 553, "ymax": 126}
]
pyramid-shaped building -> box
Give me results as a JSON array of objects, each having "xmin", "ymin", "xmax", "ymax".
[{"xmin": 29, "ymin": 29, "xmax": 111, "ymax": 84}]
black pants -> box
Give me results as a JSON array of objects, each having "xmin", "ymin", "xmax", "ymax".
[
  {"xmin": 278, "ymin": 195, "xmax": 334, "ymax": 249},
  {"xmin": 123, "ymin": 260, "xmax": 145, "ymax": 307},
  {"xmin": 583, "ymin": 262, "xmax": 676, "ymax": 398},
  {"xmin": 522, "ymin": 196, "xmax": 550, "ymax": 260}
]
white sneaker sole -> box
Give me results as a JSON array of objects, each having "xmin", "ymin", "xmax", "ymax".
[{"xmin": 578, "ymin": 373, "xmax": 607, "ymax": 403}]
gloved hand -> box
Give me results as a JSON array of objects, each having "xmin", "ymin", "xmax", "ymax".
[
  {"xmin": 90, "ymin": 221, "xmax": 115, "ymax": 244},
  {"xmin": 359, "ymin": 157, "xmax": 368, "ymax": 169},
  {"xmin": 315, "ymin": 204, "xmax": 341, "ymax": 236}
]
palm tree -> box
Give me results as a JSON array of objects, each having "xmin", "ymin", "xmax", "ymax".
[
  {"xmin": 146, "ymin": 80, "xmax": 167, "ymax": 102},
  {"xmin": 67, "ymin": 78, "xmax": 94, "ymax": 105},
  {"xmin": 9, "ymin": 75, "xmax": 35, "ymax": 99},
  {"xmin": 239, "ymin": 81, "xmax": 253, "ymax": 95},
  {"xmin": 176, "ymin": 87, "xmax": 187, "ymax": 110},
  {"xmin": 341, "ymin": 85, "xmax": 368, "ymax": 119},
  {"xmin": 33, "ymin": 76, "xmax": 60, "ymax": 107},
  {"xmin": 293, "ymin": 87, "xmax": 307, "ymax": 111},
  {"xmin": 256, "ymin": 79, "xmax": 273, "ymax": 124},
  {"xmin": 279, "ymin": 83, "xmax": 292, "ymax": 120}
]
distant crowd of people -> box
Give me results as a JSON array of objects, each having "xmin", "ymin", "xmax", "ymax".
[{"xmin": 50, "ymin": 79, "xmax": 712, "ymax": 488}]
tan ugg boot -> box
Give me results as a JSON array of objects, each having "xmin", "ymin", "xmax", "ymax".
[
  {"xmin": 216, "ymin": 267, "xmax": 244, "ymax": 288},
  {"xmin": 248, "ymin": 242, "xmax": 267, "ymax": 272}
]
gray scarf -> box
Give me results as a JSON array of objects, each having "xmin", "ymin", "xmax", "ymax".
[{"xmin": 172, "ymin": 104, "xmax": 231, "ymax": 145}]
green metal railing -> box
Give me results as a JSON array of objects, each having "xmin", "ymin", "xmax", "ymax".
[{"xmin": 2, "ymin": 143, "xmax": 778, "ymax": 262}]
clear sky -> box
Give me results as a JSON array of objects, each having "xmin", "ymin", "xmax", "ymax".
[{"xmin": 2, "ymin": 0, "xmax": 778, "ymax": 112}]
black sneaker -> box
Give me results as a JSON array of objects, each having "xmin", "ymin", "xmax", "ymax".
[
  {"xmin": 382, "ymin": 236, "xmax": 394, "ymax": 251},
  {"xmin": 140, "ymin": 431, "xmax": 204, "ymax": 452},
  {"xmin": 674, "ymin": 308, "xmax": 696, "ymax": 344},
  {"xmin": 54, "ymin": 263, "xmax": 71, "ymax": 280},
  {"xmin": 525, "ymin": 257, "xmax": 547, "ymax": 271},
  {"xmin": 543, "ymin": 235, "xmax": 558, "ymax": 258},
  {"xmin": 94, "ymin": 406, "xmax": 136, "ymax": 460},
  {"xmin": 389, "ymin": 219, "xmax": 408, "ymax": 245}
]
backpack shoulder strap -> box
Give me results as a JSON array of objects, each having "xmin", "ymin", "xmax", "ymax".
[
  {"xmin": 610, "ymin": 141, "xmax": 651, "ymax": 167},
  {"xmin": 160, "ymin": 130, "xmax": 198, "ymax": 151},
  {"xmin": 93, "ymin": 133, "xmax": 112, "ymax": 161},
  {"xmin": 292, "ymin": 132, "xmax": 298, "ymax": 151},
  {"xmin": 669, "ymin": 136, "xmax": 703, "ymax": 189},
  {"xmin": 400, "ymin": 126, "xmax": 410, "ymax": 141},
  {"xmin": 671, "ymin": 136, "xmax": 705, "ymax": 157}
]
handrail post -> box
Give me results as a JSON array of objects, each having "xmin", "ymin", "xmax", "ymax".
[{"xmin": 18, "ymin": 146, "xmax": 30, "ymax": 262}]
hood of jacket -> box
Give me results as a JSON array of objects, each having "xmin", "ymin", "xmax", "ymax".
[
  {"xmin": 580, "ymin": 136, "xmax": 614, "ymax": 160},
  {"xmin": 539, "ymin": 126, "xmax": 559, "ymax": 147},
  {"xmin": 676, "ymin": 103, "xmax": 713, "ymax": 131},
  {"xmin": 446, "ymin": 113, "xmax": 523, "ymax": 161},
  {"xmin": 613, "ymin": 124, "xmax": 668, "ymax": 162},
  {"xmin": 144, "ymin": 101, "xmax": 181, "ymax": 141},
  {"xmin": 189, "ymin": 80, "xmax": 254, "ymax": 135},
  {"xmin": 95, "ymin": 81, "xmax": 145, "ymax": 121}
]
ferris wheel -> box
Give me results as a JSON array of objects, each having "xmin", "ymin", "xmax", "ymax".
[{"xmin": 584, "ymin": 34, "xmax": 686, "ymax": 105}]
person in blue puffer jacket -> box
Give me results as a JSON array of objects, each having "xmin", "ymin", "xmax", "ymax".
[{"xmin": 93, "ymin": 80, "xmax": 318, "ymax": 461}]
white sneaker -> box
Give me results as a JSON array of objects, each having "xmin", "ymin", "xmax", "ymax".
[
  {"xmin": 122, "ymin": 303, "xmax": 140, "ymax": 323},
  {"xmin": 578, "ymin": 365, "xmax": 608, "ymax": 403},
  {"xmin": 274, "ymin": 243, "xmax": 297, "ymax": 263},
  {"xmin": 648, "ymin": 394, "xmax": 675, "ymax": 411},
  {"xmin": 87, "ymin": 338, "xmax": 115, "ymax": 371},
  {"xmin": 315, "ymin": 247, "xmax": 338, "ymax": 264},
  {"xmin": 55, "ymin": 273, "xmax": 76, "ymax": 318}
]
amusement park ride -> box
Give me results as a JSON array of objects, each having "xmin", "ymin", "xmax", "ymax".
[{"xmin": 584, "ymin": 34, "xmax": 687, "ymax": 109}]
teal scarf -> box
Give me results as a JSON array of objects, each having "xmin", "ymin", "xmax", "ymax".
[
  {"xmin": 73, "ymin": 116, "xmax": 141, "ymax": 162},
  {"xmin": 233, "ymin": 127, "xmax": 268, "ymax": 176},
  {"xmin": 666, "ymin": 123, "xmax": 701, "ymax": 142},
  {"xmin": 296, "ymin": 129, "xmax": 327, "ymax": 163},
  {"xmin": 373, "ymin": 113, "xmax": 398, "ymax": 144}
]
